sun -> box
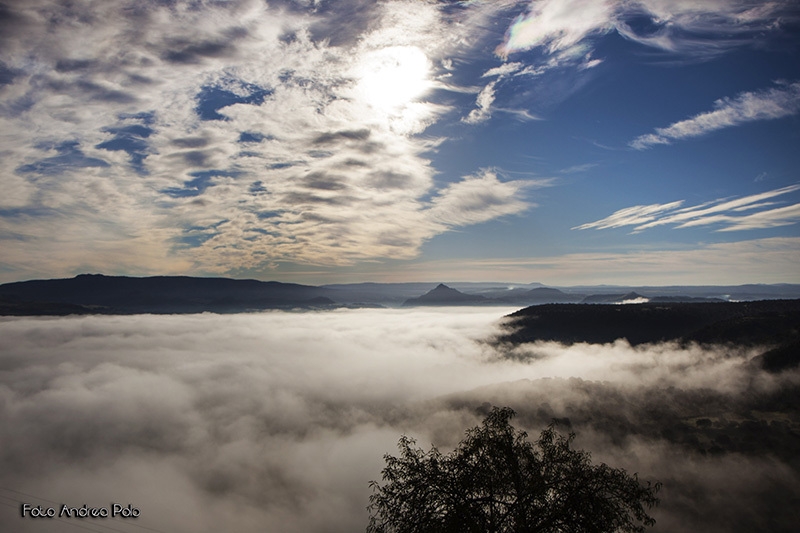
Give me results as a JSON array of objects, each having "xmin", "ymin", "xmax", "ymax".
[{"xmin": 354, "ymin": 46, "xmax": 432, "ymax": 112}]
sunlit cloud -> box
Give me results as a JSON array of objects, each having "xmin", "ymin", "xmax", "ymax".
[
  {"xmin": 464, "ymin": 58, "xmax": 543, "ymax": 124},
  {"xmin": 462, "ymin": 81, "xmax": 498, "ymax": 124},
  {"xmin": 684, "ymin": 202, "xmax": 800, "ymax": 232},
  {"xmin": 467, "ymin": 0, "xmax": 798, "ymax": 127},
  {"xmin": 429, "ymin": 170, "xmax": 544, "ymax": 226},
  {"xmin": 482, "ymin": 62, "xmax": 524, "ymax": 78},
  {"xmin": 497, "ymin": 0, "xmax": 799, "ymax": 60},
  {"xmin": 498, "ymin": 0, "xmax": 616, "ymax": 58},
  {"xmin": 353, "ymin": 46, "xmax": 431, "ymax": 113},
  {"xmin": 574, "ymin": 185, "xmax": 800, "ymax": 233},
  {"xmin": 630, "ymin": 82, "xmax": 800, "ymax": 149},
  {"xmin": 0, "ymin": 0, "xmax": 534, "ymax": 280},
  {"xmin": 572, "ymin": 200, "xmax": 685, "ymax": 230},
  {"xmin": 0, "ymin": 0, "xmax": 797, "ymax": 285}
]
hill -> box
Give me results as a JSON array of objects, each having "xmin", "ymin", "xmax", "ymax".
[
  {"xmin": 0, "ymin": 274, "xmax": 341, "ymax": 314},
  {"xmin": 402, "ymin": 283, "xmax": 488, "ymax": 306},
  {"xmin": 496, "ymin": 299, "xmax": 800, "ymax": 371}
]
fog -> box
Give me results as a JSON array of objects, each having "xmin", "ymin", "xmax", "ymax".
[{"xmin": 1, "ymin": 309, "xmax": 798, "ymax": 532}]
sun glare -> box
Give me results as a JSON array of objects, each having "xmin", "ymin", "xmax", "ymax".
[{"xmin": 355, "ymin": 46, "xmax": 431, "ymax": 112}]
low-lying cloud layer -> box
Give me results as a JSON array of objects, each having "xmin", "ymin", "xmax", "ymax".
[{"xmin": 1, "ymin": 310, "xmax": 798, "ymax": 532}]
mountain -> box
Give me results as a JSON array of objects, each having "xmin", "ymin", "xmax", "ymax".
[
  {"xmin": 522, "ymin": 287, "xmax": 583, "ymax": 303},
  {"xmin": 565, "ymin": 283, "xmax": 800, "ymax": 301},
  {"xmin": 0, "ymin": 274, "xmax": 341, "ymax": 314},
  {"xmin": 402, "ymin": 284, "xmax": 488, "ymax": 306},
  {"xmin": 3, "ymin": 275, "xmax": 800, "ymax": 314},
  {"xmin": 320, "ymin": 282, "xmax": 546, "ymax": 305},
  {"xmin": 581, "ymin": 291, "xmax": 646, "ymax": 304}
]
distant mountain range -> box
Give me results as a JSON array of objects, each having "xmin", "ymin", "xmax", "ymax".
[
  {"xmin": 1, "ymin": 274, "xmax": 800, "ymax": 315},
  {"xmin": 401, "ymin": 284, "xmax": 767, "ymax": 307}
]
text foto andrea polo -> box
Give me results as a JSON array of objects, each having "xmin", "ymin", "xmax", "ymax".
[{"xmin": 21, "ymin": 503, "xmax": 140, "ymax": 519}]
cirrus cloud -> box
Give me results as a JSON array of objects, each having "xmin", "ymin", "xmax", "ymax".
[
  {"xmin": 630, "ymin": 81, "xmax": 800, "ymax": 149},
  {"xmin": 497, "ymin": 0, "xmax": 799, "ymax": 60},
  {"xmin": 574, "ymin": 184, "xmax": 800, "ymax": 233}
]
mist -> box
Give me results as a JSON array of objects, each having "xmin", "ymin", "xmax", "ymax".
[{"xmin": 1, "ymin": 308, "xmax": 798, "ymax": 532}]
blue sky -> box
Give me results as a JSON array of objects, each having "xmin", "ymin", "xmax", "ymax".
[{"xmin": 0, "ymin": 0, "xmax": 798, "ymax": 285}]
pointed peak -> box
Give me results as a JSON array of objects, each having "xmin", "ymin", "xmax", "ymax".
[{"xmin": 402, "ymin": 283, "xmax": 488, "ymax": 305}]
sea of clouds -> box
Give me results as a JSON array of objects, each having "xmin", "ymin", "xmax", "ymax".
[{"xmin": 1, "ymin": 308, "xmax": 798, "ymax": 532}]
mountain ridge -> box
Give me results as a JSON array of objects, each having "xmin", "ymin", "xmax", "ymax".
[{"xmin": 2, "ymin": 274, "xmax": 800, "ymax": 314}]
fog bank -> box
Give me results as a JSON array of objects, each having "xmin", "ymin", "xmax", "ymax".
[{"xmin": 1, "ymin": 309, "xmax": 797, "ymax": 532}]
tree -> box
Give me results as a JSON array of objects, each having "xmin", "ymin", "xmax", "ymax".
[{"xmin": 367, "ymin": 407, "xmax": 660, "ymax": 533}]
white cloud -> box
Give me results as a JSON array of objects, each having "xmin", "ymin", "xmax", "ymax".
[
  {"xmin": 0, "ymin": 310, "xmax": 798, "ymax": 531},
  {"xmin": 498, "ymin": 0, "xmax": 617, "ymax": 58},
  {"xmin": 498, "ymin": 0, "xmax": 799, "ymax": 60},
  {"xmin": 0, "ymin": 0, "xmax": 535, "ymax": 280},
  {"xmin": 465, "ymin": 58, "xmax": 544, "ymax": 124},
  {"xmin": 574, "ymin": 184, "xmax": 800, "ymax": 233},
  {"xmin": 482, "ymin": 62, "xmax": 524, "ymax": 78},
  {"xmin": 429, "ymin": 170, "xmax": 539, "ymax": 226},
  {"xmin": 572, "ymin": 200, "xmax": 685, "ymax": 230},
  {"xmin": 474, "ymin": 0, "xmax": 797, "ymax": 128},
  {"xmin": 631, "ymin": 82, "xmax": 800, "ymax": 149},
  {"xmin": 695, "ymin": 202, "xmax": 800, "ymax": 232},
  {"xmin": 462, "ymin": 81, "xmax": 498, "ymax": 124}
]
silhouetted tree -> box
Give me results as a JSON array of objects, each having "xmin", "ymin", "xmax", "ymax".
[{"xmin": 367, "ymin": 407, "xmax": 660, "ymax": 533}]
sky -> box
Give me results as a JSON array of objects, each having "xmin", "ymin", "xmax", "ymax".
[
  {"xmin": 2, "ymin": 309, "xmax": 798, "ymax": 532},
  {"xmin": 1, "ymin": 0, "xmax": 799, "ymax": 285}
]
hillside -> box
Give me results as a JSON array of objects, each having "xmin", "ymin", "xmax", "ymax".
[
  {"xmin": 497, "ymin": 299, "xmax": 800, "ymax": 371},
  {"xmin": 0, "ymin": 274, "xmax": 340, "ymax": 314}
]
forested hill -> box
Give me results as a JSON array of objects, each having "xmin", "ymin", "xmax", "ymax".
[
  {"xmin": 498, "ymin": 299, "xmax": 800, "ymax": 371},
  {"xmin": 0, "ymin": 274, "xmax": 339, "ymax": 314}
]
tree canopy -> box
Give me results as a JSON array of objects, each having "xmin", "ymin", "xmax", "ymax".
[{"xmin": 367, "ymin": 407, "xmax": 660, "ymax": 533}]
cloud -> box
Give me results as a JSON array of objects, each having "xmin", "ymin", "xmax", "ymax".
[
  {"xmin": 482, "ymin": 62, "xmax": 525, "ymax": 78},
  {"xmin": 462, "ymin": 81, "xmax": 498, "ymax": 124},
  {"xmin": 464, "ymin": 58, "xmax": 545, "ymax": 124},
  {"xmin": 429, "ymin": 170, "xmax": 540, "ymax": 226},
  {"xmin": 480, "ymin": 0, "xmax": 797, "ymax": 117},
  {"xmin": 572, "ymin": 200, "xmax": 685, "ymax": 230},
  {"xmin": 1, "ymin": 310, "xmax": 798, "ymax": 532},
  {"xmin": 560, "ymin": 163, "xmax": 598, "ymax": 174},
  {"xmin": 0, "ymin": 0, "xmax": 533, "ymax": 280},
  {"xmin": 630, "ymin": 82, "xmax": 800, "ymax": 149},
  {"xmin": 688, "ymin": 202, "xmax": 800, "ymax": 232},
  {"xmin": 574, "ymin": 184, "xmax": 800, "ymax": 233},
  {"xmin": 376, "ymin": 237, "xmax": 800, "ymax": 285},
  {"xmin": 497, "ymin": 0, "xmax": 799, "ymax": 61},
  {"xmin": 498, "ymin": 0, "xmax": 616, "ymax": 58}
]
